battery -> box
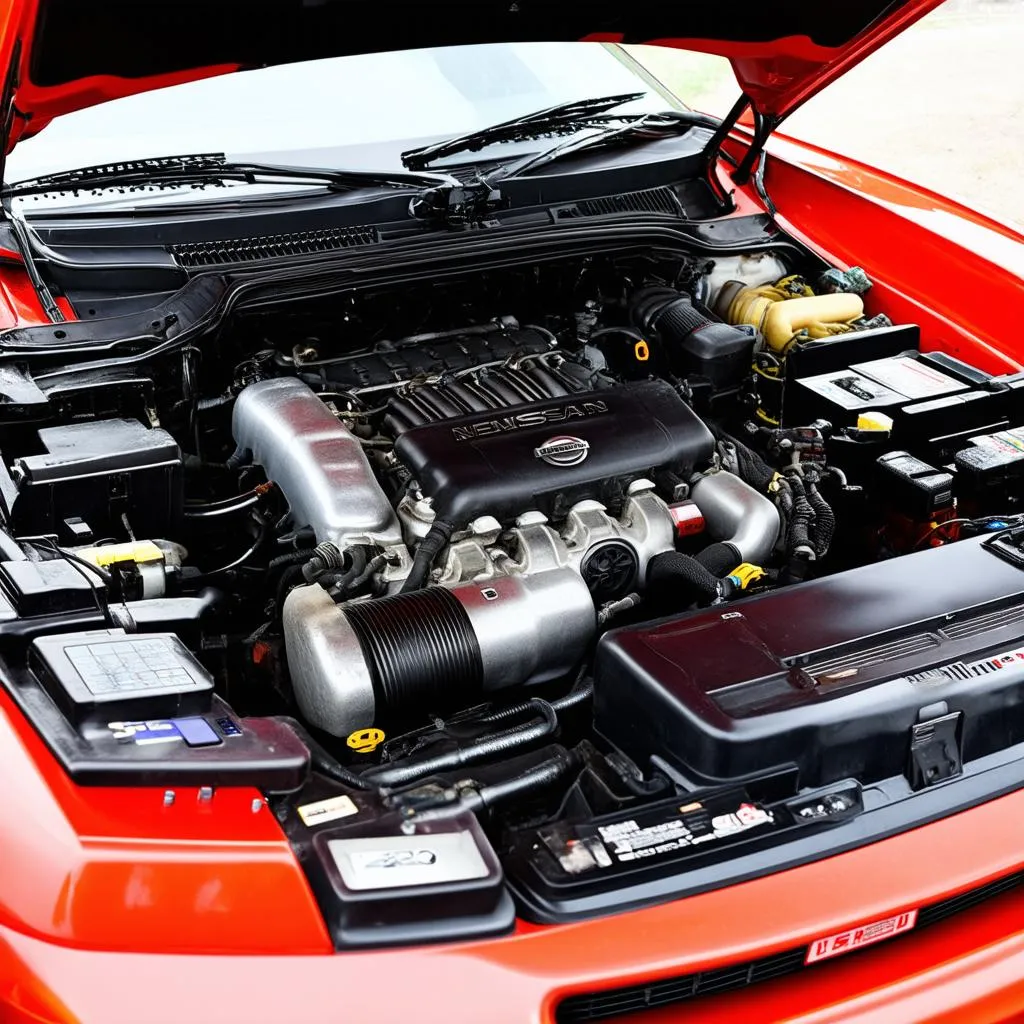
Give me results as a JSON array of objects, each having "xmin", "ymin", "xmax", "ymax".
[
  {"xmin": 955, "ymin": 426, "xmax": 1024, "ymax": 509},
  {"xmin": 788, "ymin": 353, "xmax": 967, "ymax": 427}
]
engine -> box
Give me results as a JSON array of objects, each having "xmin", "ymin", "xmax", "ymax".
[{"xmin": 231, "ymin": 323, "xmax": 779, "ymax": 737}]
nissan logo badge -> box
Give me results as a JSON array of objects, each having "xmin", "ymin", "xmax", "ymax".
[{"xmin": 534, "ymin": 435, "xmax": 590, "ymax": 467}]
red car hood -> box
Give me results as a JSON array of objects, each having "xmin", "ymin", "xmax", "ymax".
[{"xmin": 0, "ymin": 0, "xmax": 942, "ymax": 155}]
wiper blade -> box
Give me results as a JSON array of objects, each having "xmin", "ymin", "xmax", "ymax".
[
  {"xmin": 485, "ymin": 110, "xmax": 720, "ymax": 182},
  {"xmin": 401, "ymin": 92, "xmax": 647, "ymax": 171},
  {"xmin": 3, "ymin": 153, "xmax": 456, "ymax": 199}
]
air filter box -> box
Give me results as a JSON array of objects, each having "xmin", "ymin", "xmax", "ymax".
[{"xmin": 595, "ymin": 533, "xmax": 1024, "ymax": 790}]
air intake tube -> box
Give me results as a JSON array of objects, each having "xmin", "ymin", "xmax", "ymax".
[
  {"xmin": 690, "ymin": 471, "xmax": 781, "ymax": 572},
  {"xmin": 283, "ymin": 569, "xmax": 595, "ymax": 737},
  {"xmin": 631, "ymin": 287, "xmax": 755, "ymax": 388}
]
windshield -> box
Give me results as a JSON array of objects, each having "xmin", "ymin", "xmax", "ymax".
[{"xmin": 5, "ymin": 42, "xmax": 725, "ymax": 209}]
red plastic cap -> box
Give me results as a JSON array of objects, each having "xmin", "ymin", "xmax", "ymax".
[{"xmin": 669, "ymin": 501, "xmax": 705, "ymax": 538}]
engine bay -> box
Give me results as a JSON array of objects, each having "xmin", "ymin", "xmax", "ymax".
[{"xmin": 4, "ymin": 240, "xmax": 1024, "ymax": 943}]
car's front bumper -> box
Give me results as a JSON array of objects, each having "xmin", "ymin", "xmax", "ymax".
[{"xmin": 5, "ymin": 785, "xmax": 1024, "ymax": 1024}]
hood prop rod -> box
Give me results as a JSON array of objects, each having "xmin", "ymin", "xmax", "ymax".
[{"xmin": 701, "ymin": 92, "xmax": 778, "ymax": 216}]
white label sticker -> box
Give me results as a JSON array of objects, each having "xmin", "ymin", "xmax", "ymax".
[
  {"xmin": 852, "ymin": 356, "xmax": 967, "ymax": 400},
  {"xmin": 329, "ymin": 830, "xmax": 489, "ymax": 891},
  {"xmin": 595, "ymin": 804, "xmax": 774, "ymax": 863},
  {"xmin": 798, "ymin": 371, "xmax": 903, "ymax": 410},
  {"xmin": 297, "ymin": 794, "xmax": 358, "ymax": 827}
]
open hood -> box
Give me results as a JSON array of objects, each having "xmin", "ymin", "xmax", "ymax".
[{"xmin": 1, "ymin": 0, "xmax": 942, "ymax": 156}]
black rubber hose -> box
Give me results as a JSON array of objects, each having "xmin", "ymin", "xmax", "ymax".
[
  {"xmin": 787, "ymin": 477, "xmax": 816, "ymax": 556},
  {"xmin": 459, "ymin": 748, "xmax": 579, "ymax": 813},
  {"xmin": 365, "ymin": 698, "xmax": 558, "ymax": 788},
  {"xmin": 400, "ymin": 520, "xmax": 455, "ymax": 593},
  {"xmin": 606, "ymin": 754, "xmax": 672, "ymax": 797},
  {"xmin": 807, "ymin": 482, "xmax": 836, "ymax": 559},
  {"xmin": 695, "ymin": 541, "xmax": 743, "ymax": 576},
  {"xmin": 321, "ymin": 547, "xmax": 370, "ymax": 597},
  {"xmin": 477, "ymin": 674, "xmax": 593, "ymax": 726},
  {"xmin": 276, "ymin": 563, "xmax": 306, "ymax": 611},
  {"xmin": 646, "ymin": 550, "xmax": 725, "ymax": 604},
  {"xmin": 276, "ymin": 717, "xmax": 378, "ymax": 791},
  {"xmin": 343, "ymin": 553, "xmax": 388, "ymax": 595}
]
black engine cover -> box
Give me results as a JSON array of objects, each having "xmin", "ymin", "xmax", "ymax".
[{"xmin": 393, "ymin": 379, "xmax": 714, "ymax": 523}]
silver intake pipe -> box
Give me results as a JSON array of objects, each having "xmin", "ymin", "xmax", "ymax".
[
  {"xmin": 690, "ymin": 471, "xmax": 780, "ymax": 565},
  {"xmin": 231, "ymin": 377, "xmax": 403, "ymax": 549}
]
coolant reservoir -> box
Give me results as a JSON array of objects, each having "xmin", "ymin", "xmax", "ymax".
[{"xmin": 703, "ymin": 253, "xmax": 788, "ymax": 313}]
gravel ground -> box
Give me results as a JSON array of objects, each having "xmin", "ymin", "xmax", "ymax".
[{"xmin": 631, "ymin": 1, "xmax": 1024, "ymax": 229}]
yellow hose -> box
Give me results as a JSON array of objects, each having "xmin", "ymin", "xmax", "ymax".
[
  {"xmin": 762, "ymin": 294, "xmax": 864, "ymax": 352},
  {"xmin": 724, "ymin": 282, "xmax": 864, "ymax": 354}
]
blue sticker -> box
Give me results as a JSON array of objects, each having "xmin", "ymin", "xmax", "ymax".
[
  {"xmin": 215, "ymin": 716, "xmax": 242, "ymax": 737},
  {"xmin": 107, "ymin": 720, "xmax": 182, "ymax": 745}
]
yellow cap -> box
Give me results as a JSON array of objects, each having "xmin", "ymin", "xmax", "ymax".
[
  {"xmin": 347, "ymin": 727, "xmax": 385, "ymax": 754},
  {"xmin": 857, "ymin": 411, "xmax": 894, "ymax": 432},
  {"xmin": 728, "ymin": 563, "xmax": 767, "ymax": 590}
]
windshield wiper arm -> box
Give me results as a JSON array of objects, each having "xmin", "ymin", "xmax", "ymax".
[
  {"xmin": 400, "ymin": 92, "xmax": 648, "ymax": 171},
  {"xmin": 3, "ymin": 152, "xmax": 457, "ymax": 199},
  {"xmin": 483, "ymin": 110, "xmax": 721, "ymax": 182}
]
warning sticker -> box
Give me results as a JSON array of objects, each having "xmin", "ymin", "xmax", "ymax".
[
  {"xmin": 797, "ymin": 371, "xmax": 904, "ymax": 410},
  {"xmin": 971, "ymin": 426, "xmax": 1024, "ymax": 458},
  {"xmin": 596, "ymin": 803, "xmax": 774, "ymax": 865},
  {"xmin": 297, "ymin": 794, "xmax": 359, "ymax": 827},
  {"xmin": 852, "ymin": 356, "xmax": 967, "ymax": 400},
  {"xmin": 538, "ymin": 795, "xmax": 780, "ymax": 878},
  {"xmin": 806, "ymin": 909, "xmax": 917, "ymax": 964}
]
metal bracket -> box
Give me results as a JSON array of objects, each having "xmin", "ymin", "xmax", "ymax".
[
  {"xmin": 907, "ymin": 710, "xmax": 963, "ymax": 789},
  {"xmin": 413, "ymin": 181, "xmax": 505, "ymax": 230}
]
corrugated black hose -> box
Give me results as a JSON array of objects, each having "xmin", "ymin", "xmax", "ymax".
[
  {"xmin": 646, "ymin": 550, "xmax": 728, "ymax": 605},
  {"xmin": 786, "ymin": 476, "xmax": 816, "ymax": 557}
]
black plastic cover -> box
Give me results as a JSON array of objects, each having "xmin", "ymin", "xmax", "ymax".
[
  {"xmin": 394, "ymin": 379, "xmax": 714, "ymax": 523},
  {"xmin": 278, "ymin": 785, "xmax": 514, "ymax": 948},
  {"xmin": 4, "ymin": 418, "xmax": 182, "ymax": 540},
  {"xmin": 29, "ymin": 629, "xmax": 213, "ymax": 725},
  {"xmin": 875, "ymin": 450, "xmax": 954, "ymax": 518},
  {"xmin": 1, "ymin": 628, "xmax": 308, "ymax": 788},
  {"xmin": 595, "ymin": 535, "xmax": 1024, "ymax": 789}
]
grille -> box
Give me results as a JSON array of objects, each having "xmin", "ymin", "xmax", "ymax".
[
  {"xmin": 573, "ymin": 187, "xmax": 682, "ymax": 219},
  {"xmin": 169, "ymin": 226, "xmax": 379, "ymax": 267},
  {"xmin": 556, "ymin": 870, "xmax": 1024, "ymax": 1023}
]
